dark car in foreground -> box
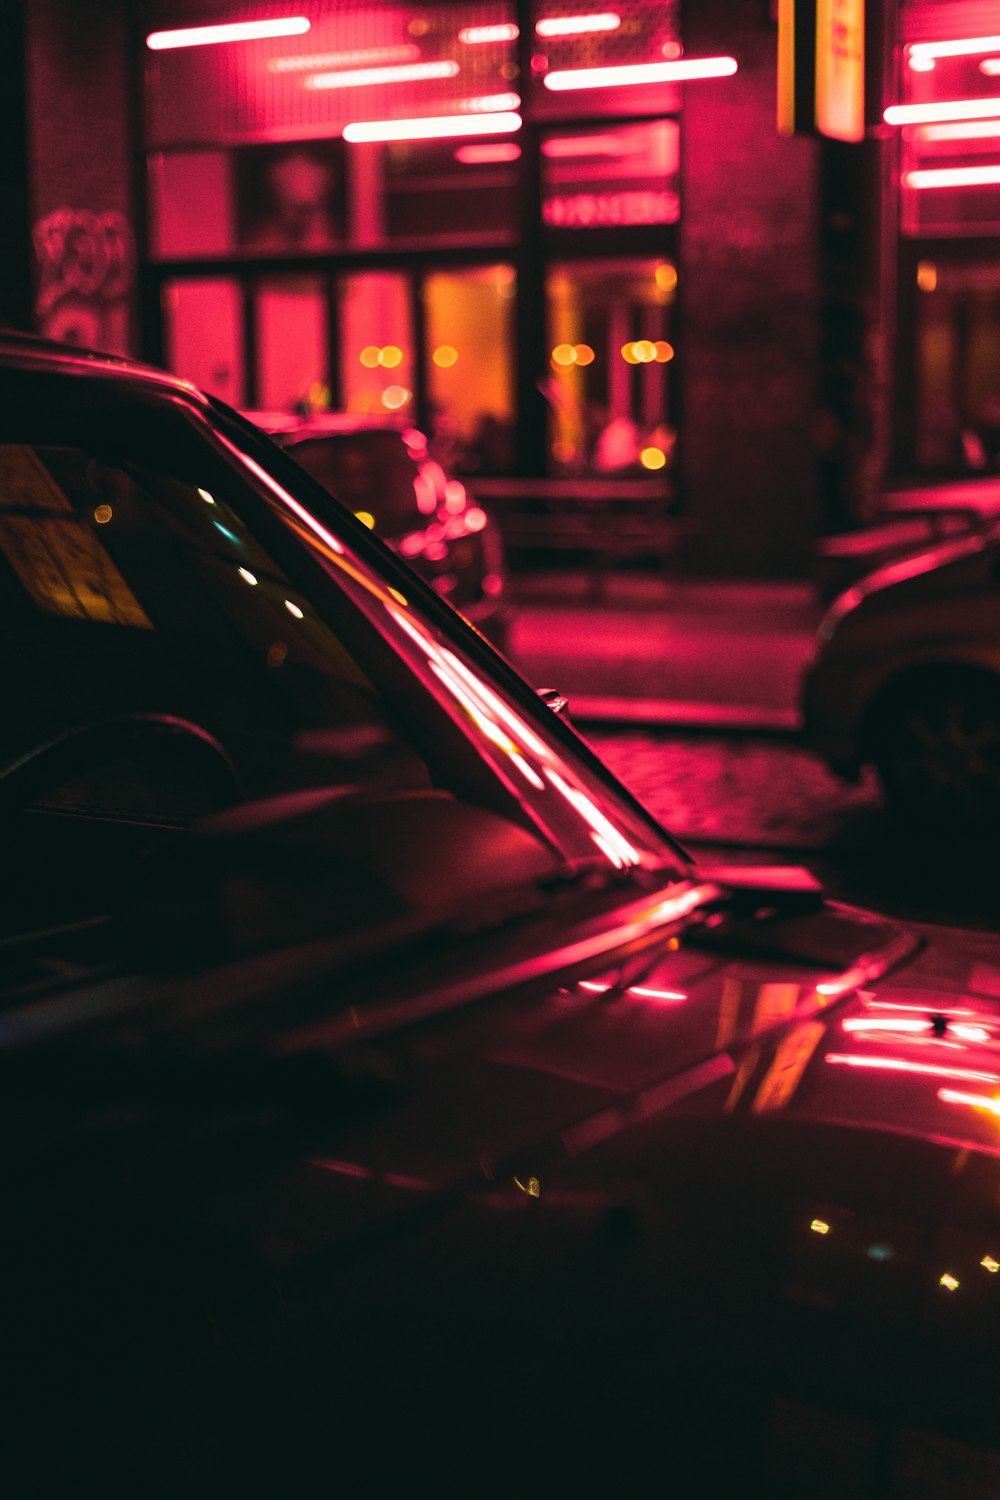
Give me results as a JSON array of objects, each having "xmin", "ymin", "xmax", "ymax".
[
  {"xmin": 2, "ymin": 331, "xmax": 1000, "ymax": 1495},
  {"xmin": 803, "ymin": 524, "xmax": 1000, "ymax": 827},
  {"xmin": 244, "ymin": 409, "xmax": 510, "ymax": 649}
]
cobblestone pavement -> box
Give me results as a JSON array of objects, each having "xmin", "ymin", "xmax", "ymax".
[
  {"xmin": 586, "ymin": 727, "xmax": 1000, "ymax": 931},
  {"xmin": 587, "ymin": 729, "xmax": 881, "ymax": 850}
]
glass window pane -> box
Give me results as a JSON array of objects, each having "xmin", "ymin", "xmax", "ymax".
[
  {"xmin": 914, "ymin": 260, "xmax": 1000, "ymax": 472},
  {"xmin": 256, "ymin": 276, "xmax": 327, "ymax": 413},
  {"xmin": 541, "ymin": 120, "xmax": 680, "ymax": 230},
  {"xmin": 544, "ymin": 258, "xmax": 675, "ymax": 480},
  {"xmin": 338, "ymin": 272, "xmax": 415, "ymax": 418},
  {"xmin": 424, "ymin": 264, "xmax": 516, "ymax": 474},
  {"xmin": 162, "ymin": 277, "xmax": 244, "ymax": 408},
  {"xmin": 384, "ymin": 138, "xmax": 520, "ymax": 244},
  {"xmin": 149, "ymin": 151, "xmax": 234, "ymax": 260}
]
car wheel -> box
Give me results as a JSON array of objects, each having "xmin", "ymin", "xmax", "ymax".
[{"xmin": 869, "ymin": 667, "xmax": 1000, "ymax": 830}]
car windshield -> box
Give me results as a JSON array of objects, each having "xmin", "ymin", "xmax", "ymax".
[{"xmin": 0, "ymin": 369, "xmax": 686, "ymax": 950}]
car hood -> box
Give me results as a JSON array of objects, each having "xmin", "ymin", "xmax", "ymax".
[{"xmin": 8, "ymin": 898, "xmax": 1000, "ymax": 1490}]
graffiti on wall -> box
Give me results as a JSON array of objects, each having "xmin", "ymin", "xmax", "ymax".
[{"xmin": 32, "ymin": 208, "xmax": 136, "ymax": 353}]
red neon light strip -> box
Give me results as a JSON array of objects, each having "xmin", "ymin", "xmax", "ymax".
[
  {"xmin": 544, "ymin": 57, "xmax": 737, "ymax": 90},
  {"xmin": 906, "ymin": 163, "xmax": 1000, "ymax": 187},
  {"xmin": 884, "ymin": 96, "xmax": 1000, "ymax": 124},
  {"xmin": 343, "ymin": 111, "xmax": 521, "ymax": 143},
  {"xmin": 908, "ymin": 35, "xmax": 1000, "ymax": 61},
  {"xmin": 454, "ymin": 142, "xmax": 522, "ymax": 163},
  {"xmin": 146, "ymin": 16, "xmax": 309, "ymax": 50},
  {"xmin": 536, "ymin": 13, "xmax": 621, "ymax": 38}
]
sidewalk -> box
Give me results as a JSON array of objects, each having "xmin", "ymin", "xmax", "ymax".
[{"xmin": 506, "ymin": 569, "xmax": 824, "ymax": 733}]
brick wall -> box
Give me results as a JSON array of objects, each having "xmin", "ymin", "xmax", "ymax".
[{"xmin": 25, "ymin": 0, "xmax": 138, "ymax": 353}]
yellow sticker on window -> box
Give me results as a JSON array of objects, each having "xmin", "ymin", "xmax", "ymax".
[{"xmin": 0, "ymin": 446, "xmax": 152, "ymax": 628}]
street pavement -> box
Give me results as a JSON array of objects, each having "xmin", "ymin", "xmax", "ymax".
[
  {"xmin": 508, "ymin": 568, "xmax": 822, "ymax": 731},
  {"xmin": 505, "ymin": 568, "xmax": 1000, "ymax": 931}
]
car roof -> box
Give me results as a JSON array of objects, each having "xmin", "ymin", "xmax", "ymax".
[
  {"xmin": 0, "ymin": 325, "xmax": 207, "ymax": 401},
  {"xmin": 243, "ymin": 410, "xmax": 420, "ymax": 442}
]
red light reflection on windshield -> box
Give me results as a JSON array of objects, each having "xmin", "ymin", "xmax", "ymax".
[{"xmin": 827, "ymin": 1054, "xmax": 1000, "ymax": 1085}]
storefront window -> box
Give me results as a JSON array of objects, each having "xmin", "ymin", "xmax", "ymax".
[
  {"xmin": 423, "ymin": 264, "xmax": 516, "ymax": 474},
  {"xmin": 541, "ymin": 119, "xmax": 680, "ymax": 229},
  {"xmin": 162, "ymin": 277, "xmax": 244, "ymax": 408},
  {"xmin": 914, "ymin": 259, "xmax": 1000, "ymax": 472},
  {"xmin": 256, "ymin": 276, "xmax": 328, "ymax": 412},
  {"xmin": 544, "ymin": 258, "xmax": 676, "ymax": 480},
  {"xmin": 338, "ymin": 272, "xmax": 415, "ymax": 417}
]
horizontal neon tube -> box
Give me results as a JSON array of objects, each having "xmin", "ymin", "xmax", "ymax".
[
  {"xmin": 146, "ymin": 16, "xmax": 309, "ymax": 50},
  {"xmin": 536, "ymin": 12, "xmax": 621, "ymax": 38},
  {"xmin": 544, "ymin": 57, "xmax": 737, "ymax": 90},
  {"xmin": 305, "ymin": 60, "xmax": 458, "ymax": 90},
  {"xmin": 458, "ymin": 23, "xmax": 519, "ymax": 44},
  {"xmin": 542, "ymin": 133, "xmax": 627, "ymax": 156},
  {"xmin": 917, "ymin": 118, "xmax": 1000, "ymax": 140},
  {"xmin": 884, "ymin": 96, "xmax": 1000, "ymax": 124},
  {"xmin": 909, "ymin": 35, "xmax": 1000, "ymax": 61},
  {"xmin": 454, "ymin": 141, "xmax": 522, "ymax": 163},
  {"xmin": 271, "ymin": 45, "xmax": 419, "ymax": 73},
  {"xmin": 906, "ymin": 163, "xmax": 1000, "ymax": 187},
  {"xmin": 343, "ymin": 111, "xmax": 522, "ymax": 143}
]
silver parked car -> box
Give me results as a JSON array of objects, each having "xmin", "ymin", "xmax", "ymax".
[{"xmin": 803, "ymin": 524, "xmax": 1000, "ymax": 826}]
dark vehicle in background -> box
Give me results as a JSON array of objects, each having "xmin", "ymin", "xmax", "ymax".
[
  {"xmin": 245, "ymin": 410, "xmax": 510, "ymax": 649},
  {"xmin": 803, "ymin": 523, "xmax": 1000, "ymax": 827},
  {"xmin": 2, "ymin": 330, "xmax": 1000, "ymax": 1496}
]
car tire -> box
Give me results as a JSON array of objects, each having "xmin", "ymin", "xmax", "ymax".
[{"xmin": 868, "ymin": 666, "xmax": 1000, "ymax": 831}]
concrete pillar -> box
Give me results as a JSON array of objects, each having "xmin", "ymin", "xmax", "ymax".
[{"xmin": 680, "ymin": 0, "xmax": 821, "ymax": 576}]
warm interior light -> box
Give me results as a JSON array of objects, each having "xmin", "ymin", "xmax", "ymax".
[
  {"xmin": 640, "ymin": 447, "xmax": 666, "ymax": 470},
  {"xmin": 454, "ymin": 141, "xmax": 522, "ymax": 163},
  {"xmin": 146, "ymin": 17, "xmax": 310, "ymax": 50},
  {"xmin": 380, "ymin": 345, "xmax": 403, "ymax": 368},
  {"xmin": 458, "ymin": 23, "xmax": 519, "ymax": 44},
  {"xmin": 574, "ymin": 344, "xmax": 595, "ymax": 365},
  {"xmin": 655, "ymin": 263, "xmax": 678, "ymax": 293},
  {"xmin": 383, "ymin": 385, "xmax": 411, "ymax": 409},
  {"xmin": 810, "ymin": 1219, "xmax": 831, "ymax": 1235},
  {"xmin": 653, "ymin": 340, "xmax": 675, "ymax": 362},
  {"xmin": 905, "ymin": 164, "xmax": 1000, "ymax": 187},
  {"xmin": 917, "ymin": 119, "xmax": 1000, "ymax": 140},
  {"xmin": 908, "ymin": 35, "xmax": 1000, "ymax": 61},
  {"xmin": 884, "ymin": 96, "xmax": 1000, "ymax": 125},
  {"xmin": 916, "ymin": 260, "xmax": 938, "ymax": 291},
  {"xmin": 343, "ymin": 111, "xmax": 522, "ymax": 143},
  {"xmin": 432, "ymin": 345, "xmax": 459, "ymax": 367},
  {"xmin": 305, "ymin": 61, "xmax": 458, "ymax": 90},
  {"xmin": 551, "ymin": 343, "xmax": 577, "ymax": 366},
  {"xmin": 544, "ymin": 57, "xmax": 737, "ymax": 91},
  {"xmin": 354, "ymin": 510, "xmax": 376, "ymax": 529},
  {"xmin": 535, "ymin": 13, "xmax": 621, "ymax": 39}
]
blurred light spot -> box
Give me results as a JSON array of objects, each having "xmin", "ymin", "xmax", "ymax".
[
  {"xmin": 574, "ymin": 343, "xmax": 596, "ymax": 365},
  {"xmin": 640, "ymin": 446, "xmax": 666, "ymax": 470},
  {"xmin": 424, "ymin": 540, "xmax": 447, "ymax": 562},
  {"xmin": 465, "ymin": 506, "xmax": 487, "ymax": 532},
  {"xmin": 399, "ymin": 533, "xmax": 424, "ymax": 557},
  {"xmin": 908, "ymin": 53, "xmax": 936, "ymax": 71},
  {"xmin": 380, "ymin": 344, "xmax": 403, "ymax": 368},
  {"xmin": 433, "ymin": 344, "xmax": 459, "ymax": 368},
  {"xmin": 514, "ymin": 1175, "xmax": 541, "ymax": 1197},
  {"xmin": 551, "ymin": 343, "xmax": 577, "ymax": 366},
  {"xmin": 654, "ymin": 340, "xmax": 675, "ymax": 362},
  {"xmin": 982, "ymin": 1256, "xmax": 1000, "ymax": 1272},
  {"xmin": 388, "ymin": 587, "xmax": 408, "ymax": 606},
  {"xmin": 444, "ymin": 479, "xmax": 467, "ymax": 511},
  {"xmin": 383, "ymin": 385, "xmax": 411, "ymax": 409},
  {"xmin": 810, "ymin": 1219, "xmax": 830, "ymax": 1235},
  {"xmin": 197, "ymin": 487, "xmax": 216, "ymax": 504},
  {"xmin": 284, "ymin": 600, "xmax": 304, "ymax": 618},
  {"xmin": 633, "ymin": 339, "xmax": 657, "ymax": 363},
  {"xmin": 982, "ymin": 58, "xmax": 1000, "ymax": 75},
  {"xmin": 867, "ymin": 1243, "xmax": 893, "ymax": 1261},
  {"xmin": 940, "ymin": 1272, "xmax": 960, "ymax": 1291},
  {"xmin": 407, "ymin": 17, "xmax": 429, "ymax": 36},
  {"xmin": 432, "ymin": 572, "xmax": 457, "ymax": 594},
  {"xmin": 454, "ymin": 141, "xmax": 521, "ymax": 163},
  {"xmin": 266, "ymin": 641, "xmax": 288, "ymax": 667},
  {"xmin": 621, "ymin": 342, "xmax": 640, "ymax": 364},
  {"xmin": 93, "ymin": 504, "xmax": 113, "ymax": 524},
  {"xmin": 238, "ymin": 567, "xmax": 258, "ymax": 585},
  {"xmin": 359, "ymin": 345, "xmax": 381, "ymax": 368},
  {"xmin": 917, "ymin": 260, "xmax": 938, "ymax": 291},
  {"xmin": 655, "ymin": 262, "xmax": 678, "ymax": 292},
  {"xmin": 661, "ymin": 40, "xmax": 683, "ymax": 59},
  {"xmin": 354, "ymin": 510, "xmax": 376, "ymax": 529}
]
